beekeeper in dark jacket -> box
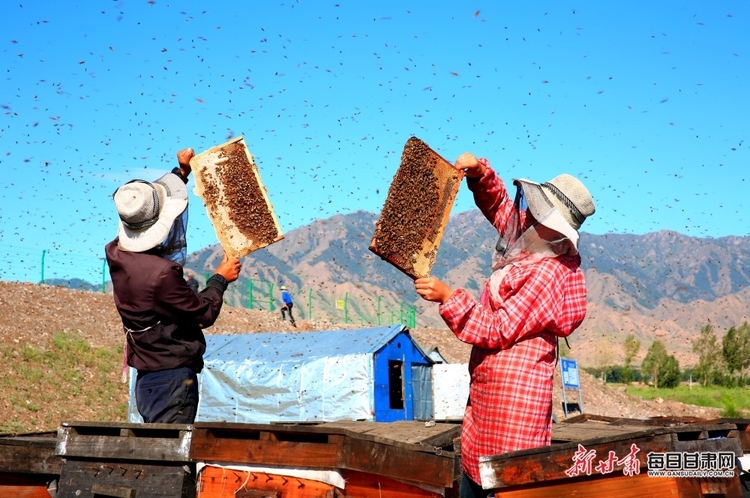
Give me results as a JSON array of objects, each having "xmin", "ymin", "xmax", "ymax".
[{"xmin": 105, "ymin": 147, "xmax": 241, "ymax": 424}]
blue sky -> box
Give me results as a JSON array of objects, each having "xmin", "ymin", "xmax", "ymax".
[{"xmin": 1, "ymin": 1, "xmax": 748, "ymax": 281}]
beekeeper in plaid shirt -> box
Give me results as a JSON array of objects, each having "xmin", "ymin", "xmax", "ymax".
[{"xmin": 416, "ymin": 152, "xmax": 595, "ymax": 498}]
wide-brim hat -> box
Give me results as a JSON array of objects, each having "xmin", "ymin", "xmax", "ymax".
[
  {"xmin": 114, "ymin": 172, "xmax": 187, "ymax": 252},
  {"xmin": 513, "ymin": 174, "xmax": 595, "ymax": 249}
]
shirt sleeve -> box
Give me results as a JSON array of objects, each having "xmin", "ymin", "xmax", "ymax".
[
  {"xmin": 153, "ymin": 263, "xmax": 226, "ymax": 329},
  {"xmin": 467, "ymin": 160, "xmax": 519, "ymax": 238},
  {"xmin": 438, "ymin": 258, "xmax": 587, "ymax": 350},
  {"xmin": 171, "ymin": 167, "xmax": 189, "ymax": 184}
]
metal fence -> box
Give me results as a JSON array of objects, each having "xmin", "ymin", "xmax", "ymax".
[{"xmin": 1, "ymin": 244, "xmax": 418, "ymax": 328}]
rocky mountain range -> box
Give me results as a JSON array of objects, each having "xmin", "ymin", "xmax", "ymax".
[{"xmin": 183, "ymin": 209, "xmax": 750, "ymax": 368}]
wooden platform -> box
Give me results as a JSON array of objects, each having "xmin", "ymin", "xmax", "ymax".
[
  {"xmin": 32, "ymin": 420, "xmax": 461, "ymax": 498},
  {"xmin": 1, "ymin": 417, "xmax": 747, "ymax": 498}
]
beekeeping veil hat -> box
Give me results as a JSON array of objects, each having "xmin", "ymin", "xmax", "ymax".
[
  {"xmin": 488, "ymin": 173, "xmax": 595, "ymax": 302},
  {"xmin": 113, "ymin": 173, "xmax": 188, "ymax": 252},
  {"xmin": 513, "ymin": 173, "xmax": 595, "ymax": 251}
]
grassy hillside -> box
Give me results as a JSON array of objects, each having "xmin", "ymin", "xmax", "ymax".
[
  {"xmin": 0, "ymin": 281, "xmax": 727, "ymax": 434},
  {"xmin": 0, "ymin": 331, "xmax": 129, "ymax": 434}
]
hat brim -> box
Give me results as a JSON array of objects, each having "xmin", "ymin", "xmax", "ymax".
[
  {"xmin": 514, "ymin": 178, "xmax": 580, "ymax": 250},
  {"xmin": 118, "ymin": 173, "xmax": 187, "ymax": 252}
]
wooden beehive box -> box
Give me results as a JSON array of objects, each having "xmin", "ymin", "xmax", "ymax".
[
  {"xmin": 192, "ymin": 420, "xmax": 461, "ymax": 498},
  {"xmin": 479, "ymin": 416, "xmax": 745, "ymax": 497},
  {"xmin": 370, "ymin": 137, "xmax": 464, "ymax": 279},
  {"xmin": 191, "ymin": 136, "xmax": 283, "ymax": 258}
]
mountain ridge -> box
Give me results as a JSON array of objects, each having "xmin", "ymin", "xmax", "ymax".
[{"xmin": 179, "ymin": 209, "xmax": 750, "ymax": 367}]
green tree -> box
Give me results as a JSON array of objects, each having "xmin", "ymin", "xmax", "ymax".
[
  {"xmin": 622, "ymin": 334, "xmax": 641, "ymax": 384},
  {"xmin": 641, "ymin": 340, "xmax": 668, "ymax": 388},
  {"xmin": 722, "ymin": 322, "xmax": 750, "ymax": 385},
  {"xmin": 692, "ymin": 324, "xmax": 720, "ymax": 387},
  {"xmin": 658, "ymin": 355, "xmax": 681, "ymax": 388}
]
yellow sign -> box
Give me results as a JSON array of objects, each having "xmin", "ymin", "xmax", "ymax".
[{"xmin": 336, "ymin": 299, "xmax": 346, "ymax": 310}]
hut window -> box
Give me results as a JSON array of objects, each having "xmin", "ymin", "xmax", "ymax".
[{"xmin": 388, "ymin": 360, "xmax": 405, "ymax": 410}]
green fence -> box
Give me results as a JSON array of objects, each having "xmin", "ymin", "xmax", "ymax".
[
  {"xmin": 248, "ymin": 279, "xmax": 275, "ymax": 312},
  {"xmin": 244, "ymin": 281, "xmax": 417, "ymax": 328},
  {"xmin": 3, "ymin": 245, "xmax": 419, "ymax": 328},
  {"xmin": 0, "ymin": 244, "xmax": 104, "ymax": 288}
]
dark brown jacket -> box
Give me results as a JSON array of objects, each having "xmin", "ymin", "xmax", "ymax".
[{"xmin": 105, "ymin": 239, "xmax": 228, "ymax": 373}]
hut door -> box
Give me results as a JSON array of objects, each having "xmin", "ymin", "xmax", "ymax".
[
  {"xmin": 411, "ymin": 364, "xmax": 433, "ymax": 421},
  {"xmin": 388, "ymin": 360, "xmax": 405, "ymax": 411},
  {"xmin": 374, "ymin": 359, "xmax": 407, "ymax": 422}
]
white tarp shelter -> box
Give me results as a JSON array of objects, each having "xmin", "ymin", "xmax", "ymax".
[{"xmin": 127, "ymin": 325, "xmax": 435, "ymax": 424}]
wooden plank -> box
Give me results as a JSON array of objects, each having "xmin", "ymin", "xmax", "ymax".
[
  {"xmin": 191, "ymin": 423, "xmax": 460, "ymax": 488},
  {"xmin": 551, "ymin": 422, "xmax": 739, "ymax": 450},
  {"xmin": 668, "ymin": 424, "xmax": 743, "ymax": 456},
  {"xmin": 479, "ymin": 433, "xmax": 674, "ymax": 489},
  {"xmin": 343, "ymin": 470, "xmax": 447, "ymax": 498},
  {"xmin": 0, "ymin": 474, "xmax": 55, "ymax": 498},
  {"xmin": 674, "ymin": 476, "xmax": 745, "ymax": 498},
  {"xmin": 198, "ymin": 465, "xmax": 337, "ymax": 498},
  {"xmin": 561, "ymin": 414, "xmax": 716, "ymax": 428},
  {"xmin": 559, "ymin": 413, "xmax": 612, "ymax": 424},
  {"xmin": 190, "ymin": 428, "xmax": 342, "ymax": 468},
  {"xmin": 673, "ymin": 434, "xmax": 742, "ymax": 455},
  {"xmin": 341, "ymin": 437, "xmax": 459, "ymax": 488},
  {"xmin": 482, "ymin": 472, "xmax": 682, "ymax": 498},
  {"xmin": 56, "ymin": 424, "xmax": 191, "ymax": 462},
  {"xmin": 481, "ymin": 422, "xmax": 745, "ymax": 489},
  {"xmin": 317, "ymin": 421, "xmax": 460, "ymax": 451},
  {"xmin": 739, "ymin": 425, "xmax": 750, "ymax": 452},
  {"xmin": 60, "ymin": 420, "xmax": 192, "ymax": 431},
  {"xmin": 196, "ymin": 421, "xmax": 459, "ymax": 454},
  {"xmin": 195, "ymin": 421, "xmax": 351, "ymax": 442},
  {"xmin": 647, "ymin": 416, "xmax": 717, "ymax": 426},
  {"xmin": 0, "ymin": 436, "xmax": 61, "ymax": 475},
  {"xmin": 553, "ymin": 419, "xmax": 741, "ymax": 444},
  {"xmin": 552, "ymin": 422, "xmax": 653, "ymax": 443},
  {"xmin": 708, "ymin": 418, "xmax": 750, "ymax": 452},
  {"xmin": 554, "ymin": 425, "xmax": 670, "ymax": 447},
  {"xmin": 57, "ymin": 459, "xmax": 194, "ymax": 498},
  {"xmin": 0, "ymin": 486, "xmax": 53, "ymax": 498}
]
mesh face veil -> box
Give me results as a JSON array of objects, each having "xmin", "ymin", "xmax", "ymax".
[
  {"xmin": 494, "ymin": 182, "xmax": 574, "ymax": 265},
  {"xmin": 154, "ymin": 208, "xmax": 188, "ymax": 266},
  {"xmin": 494, "ymin": 186, "xmax": 526, "ymax": 258},
  {"xmin": 489, "ymin": 182, "xmax": 576, "ymax": 302}
]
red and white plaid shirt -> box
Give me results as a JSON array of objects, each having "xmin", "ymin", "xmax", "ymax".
[{"xmin": 439, "ymin": 162, "xmax": 587, "ymax": 485}]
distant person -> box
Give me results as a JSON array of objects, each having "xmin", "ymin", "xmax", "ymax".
[
  {"xmin": 414, "ymin": 152, "xmax": 595, "ymax": 498},
  {"xmin": 105, "ymin": 147, "xmax": 242, "ymax": 424},
  {"xmin": 185, "ymin": 272, "xmax": 199, "ymax": 294},
  {"xmin": 279, "ymin": 285, "xmax": 296, "ymax": 326}
]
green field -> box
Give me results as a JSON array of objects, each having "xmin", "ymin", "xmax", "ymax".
[{"xmin": 626, "ymin": 385, "xmax": 750, "ymax": 417}]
